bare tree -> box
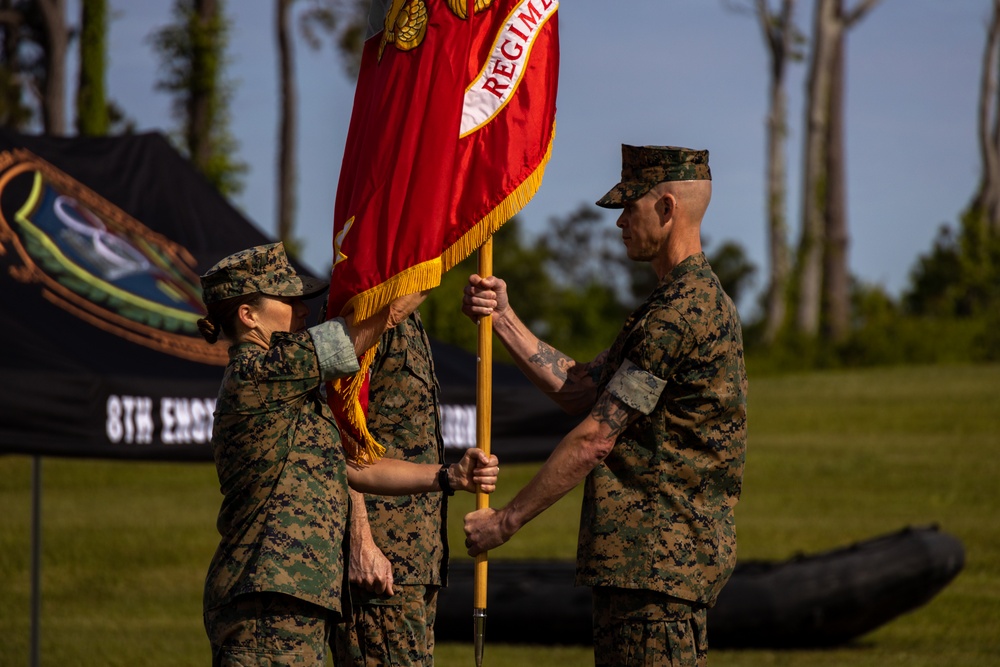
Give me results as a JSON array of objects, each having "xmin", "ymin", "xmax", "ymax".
[
  {"xmin": 735, "ymin": 0, "xmax": 801, "ymax": 344},
  {"xmin": 971, "ymin": 0, "xmax": 1000, "ymax": 235},
  {"xmin": 187, "ymin": 0, "xmax": 217, "ymax": 174},
  {"xmin": 0, "ymin": 0, "xmax": 69, "ymax": 133},
  {"xmin": 276, "ymin": 0, "xmax": 298, "ymax": 254},
  {"xmin": 273, "ymin": 0, "xmax": 367, "ymax": 257},
  {"xmin": 795, "ymin": 0, "xmax": 881, "ymax": 338},
  {"xmin": 823, "ymin": 27, "xmax": 849, "ymax": 341},
  {"xmin": 34, "ymin": 0, "xmax": 67, "ymax": 134}
]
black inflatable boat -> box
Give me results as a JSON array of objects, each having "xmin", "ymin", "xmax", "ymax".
[{"xmin": 436, "ymin": 525, "xmax": 964, "ymax": 648}]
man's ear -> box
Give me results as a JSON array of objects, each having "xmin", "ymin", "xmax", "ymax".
[{"xmin": 659, "ymin": 192, "xmax": 676, "ymax": 223}]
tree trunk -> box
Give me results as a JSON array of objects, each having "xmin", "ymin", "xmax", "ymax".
[
  {"xmin": 823, "ymin": 34, "xmax": 849, "ymax": 341},
  {"xmin": 276, "ymin": 0, "xmax": 298, "ymax": 252},
  {"xmin": 188, "ymin": 0, "xmax": 219, "ymax": 173},
  {"xmin": 796, "ymin": 0, "xmax": 880, "ymax": 338},
  {"xmin": 795, "ymin": 0, "xmax": 838, "ymax": 336},
  {"xmin": 973, "ymin": 0, "xmax": 1000, "ymax": 234},
  {"xmin": 992, "ymin": 0, "xmax": 1000, "ymax": 237},
  {"xmin": 37, "ymin": 0, "xmax": 68, "ymax": 135},
  {"xmin": 757, "ymin": 0, "xmax": 797, "ymax": 346},
  {"xmin": 77, "ymin": 0, "xmax": 109, "ymax": 136}
]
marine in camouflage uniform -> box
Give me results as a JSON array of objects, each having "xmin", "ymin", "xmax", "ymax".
[
  {"xmin": 198, "ymin": 244, "xmax": 497, "ymax": 666},
  {"xmin": 332, "ymin": 310, "xmax": 447, "ymax": 666},
  {"xmin": 583, "ymin": 248, "xmax": 746, "ymax": 667},
  {"xmin": 462, "ymin": 146, "xmax": 747, "ymax": 667},
  {"xmin": 199, "ymin": 243, "xmax": 361, "ymax": 665}
]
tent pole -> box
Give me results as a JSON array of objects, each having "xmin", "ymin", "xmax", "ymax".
[{"xmin": 31, "ymin": 455, "xmax": 41, "ymax": 667}]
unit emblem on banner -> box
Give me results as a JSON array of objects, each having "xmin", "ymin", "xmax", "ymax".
[
  {"xmin": 380, "ymin": 0, "xmax": 495, "ymax": 59},
  {"xmin": 0, "ymin": 149, "xmax": 227, "ymax": 365}
]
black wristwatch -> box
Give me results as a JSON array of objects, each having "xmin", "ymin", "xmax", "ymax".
[{"xmin": 438, "ymin": 464, "xmax": 455, "ymax": 496}]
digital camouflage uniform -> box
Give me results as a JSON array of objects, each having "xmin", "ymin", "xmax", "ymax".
[
  {"xmin": 200, "ymin": 242, "xmax": 362, "ymax": 665},
  {"xmin": 583, "ymin": 147, "xmax": 748, "ymax": 666},
  {"xmin": 333, "ymin": 310, "xmax": 447, "ymax": 667},
  {"xmin": 580, "ymin": 253, "xmax": 748, "ymax": 667}
]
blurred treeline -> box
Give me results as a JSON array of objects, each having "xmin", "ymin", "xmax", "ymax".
[
  {"xmin": 2, "ymin": 0, "xmax": 997, "ymax": 371},
  {"xmin": 422, "ymin": 203, "xmax": 1000, "ymax": 371}
]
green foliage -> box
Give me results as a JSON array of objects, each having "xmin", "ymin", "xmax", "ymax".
[
  {"xmin": 746, "ymin": 280, "xmax": 996, "ymax": 373},
  {"xmin": 904, "ymin": 224, "xmax": 963, "ymax": 315},
  {"xmin": 0, "ymin": 1, "xmax": 42, "ymax": 130},
  {"xmin": 424, "ymin": 210, "xmax": 759, "ymax": 366},
  {"xmin": 0, "ymin": 64, "xmax": 32, "ymax": 128},
  {"xmin": 422, "ymin": 217, "xmax": 559, "ymax": 360},
  {"xmin": 537, "ymin": 204, "xmax": 623, "ymax": 291},
  {"xmin": 149, "ymin": 0, "xmax": 246, "ymax": 197},
  {"xmin": 748, "ymin": 202, "xmax": 1000, "ymax": 371},
  {"xmin": 706, "ymin": 238, "xmax": 757, "ymax": 307},
  {"xmin": 422, "ymin": 215, "xmax": 628, "ymax": 364},
  {"xmin": 905, "ymin": 207, "xmax": 1000, "ymax": 318}
]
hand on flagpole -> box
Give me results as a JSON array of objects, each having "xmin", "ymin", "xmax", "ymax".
[
  {"xmin": 452, "ymin": 448, "xmax": 500, "ymax": 493},
  {"xmin": 462, "ymin": 274, "xmax": 509, "ymax": 324},
  {"xmin": 464, "ymin": 507, "xmax": 511, "ymax": 556}
]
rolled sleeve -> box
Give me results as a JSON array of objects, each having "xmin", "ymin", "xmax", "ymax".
[
  {"xmin": 307, "ymin": 318, "xmax": 360, "ymax": 381},
  {"xmin": 605, "ymin": 359, "xmax": 666, "ymax": 416}
]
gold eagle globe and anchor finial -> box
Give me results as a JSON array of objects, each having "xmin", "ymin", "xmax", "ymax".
[{"xmin": 380, "ymin": 0, "xmax": 495, "ymax": 60}]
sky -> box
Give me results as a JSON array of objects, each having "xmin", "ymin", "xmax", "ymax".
[{"xmin": 91, "ymin": 1, "xmax": 989, "ymax": 316}]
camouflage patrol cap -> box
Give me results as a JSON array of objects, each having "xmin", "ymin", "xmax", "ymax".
[
  {"xmin": 596, "ymin": 145, "xmax": 711, "ymax": 209},
  {"xmin": 200, "ymin": 242, "xmax": 328, "ymax": 305}
]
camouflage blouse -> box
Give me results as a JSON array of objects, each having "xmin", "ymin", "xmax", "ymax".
[
  {"xmin": 360, "ymin": 310, "xmax": 447, "ymax": 589},
  {"xmin": 204, "ymin": 318, "xmax": 360, "ymax": 616},
  {"xmin": 575, "ymin": 253, "xmax": 748, "ymax": 606}
]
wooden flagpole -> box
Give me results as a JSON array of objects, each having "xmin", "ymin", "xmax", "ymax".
[{"xmin": 473, "ymin": 237, "xmax": 493, "ymax": 667}]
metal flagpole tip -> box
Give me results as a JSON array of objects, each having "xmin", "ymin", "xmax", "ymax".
[{"xmin": 474, "ymin": 608, "xmax": 487, "ymax": 667}]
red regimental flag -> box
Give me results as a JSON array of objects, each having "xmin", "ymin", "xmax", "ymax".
[{"xmin": 327, "ymin": 0, "xmax": 560, "ymax": 463}]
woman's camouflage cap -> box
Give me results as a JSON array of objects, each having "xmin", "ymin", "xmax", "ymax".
[
  {"xmin": 199, "ymin": 242, "xmax": 329, "ymax": 305},
  {"xmin": 596, "ymin": 145, "xmax": 711, "ymax": 209}
]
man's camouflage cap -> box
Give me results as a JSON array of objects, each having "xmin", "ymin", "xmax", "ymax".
[
  {"xmin": 200, "ymin": 242, "xmax": 328, "ymax": 305},
  {"xmin": 596, "ymin": 144, "xmax": 711, "ymax": 209}
]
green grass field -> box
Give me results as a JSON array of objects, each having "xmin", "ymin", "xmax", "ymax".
[{"xmin": 1, "ymin": 364, "xmax": 998, "ymax": 666}]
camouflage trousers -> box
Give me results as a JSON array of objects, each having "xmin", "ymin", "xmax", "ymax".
[
  {"xmin": 204, "ymin": 592, "xmax": 334, "ymax": 667},
  {"xmin": 331, "ymin": 584, "xmax": 439, "ymax": 667},
  {"xmin": 592, "ymin": 587, "xmax": 708, "ymax": 667}
]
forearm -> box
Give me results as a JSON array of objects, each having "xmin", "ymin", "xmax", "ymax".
[
  {"xmin": 347, "ymin": 459, "xmax": 440, "ymax": 495},
  {"xmin": 348, "ymin": 488, "xmax": 374, "ymax": 542},
  {"xmin": 347, "ymin": 487, "xmax": 395, "ymax": 594},
  {"xmin": 498, "ymin": 420, "xmax": 613, "ymax": 536},
  {"xmin": 348, "ymin": 448, "xmax": 496, "ymax": 495},
  {"xmin": 492, "ymin": 307, "xmax": 599, "ymax": 414}
]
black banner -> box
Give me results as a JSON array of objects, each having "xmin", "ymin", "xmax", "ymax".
[{"xmin": 0, "ymin": 131, "xmax": 573, "ymax": 462}]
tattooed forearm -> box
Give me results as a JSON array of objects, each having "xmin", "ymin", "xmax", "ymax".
[
  {"xmin": 561, "ymin": 349, "xmax": 607, "ymax": 392},
  {"xmin": 580, "ymin": 350, "xmax": 608, "ymax": 386},
  {"xmin": 528, "ymin": 341, "xmax": 573, "ymax": 382},
  {"xmin": 589, "ymin": 391, "xmax": 632, "ymax": 441}
]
